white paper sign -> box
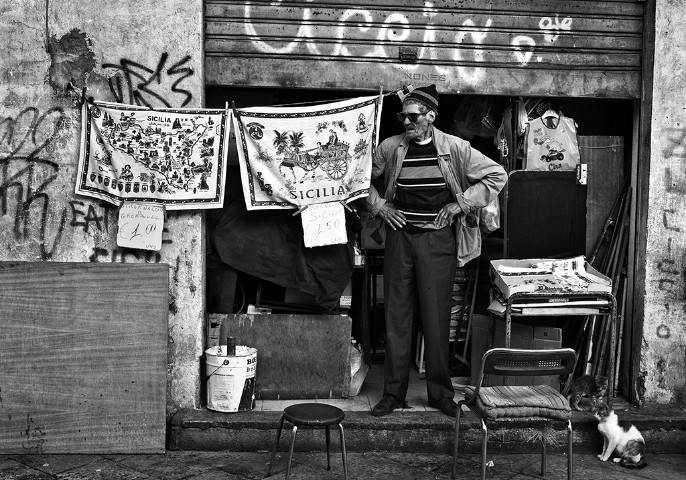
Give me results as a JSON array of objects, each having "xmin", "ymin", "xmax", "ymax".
[
  {"xmin": 301, "ymin": 202, "xmax": 348, "ymax": 248},
  {"xmin": 117, "ymin": 202, "xmax": 165, "ymax": 251}
]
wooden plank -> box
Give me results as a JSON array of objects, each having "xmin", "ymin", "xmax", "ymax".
[
  {"xmin": 205, "ymin": 56, "xmax": 641, "ymax": 98},
  {"xmin": 580, "ymin": 136, "xmax": 626, "ymax": 257},
  {"xmin": 0, "ymin": 262, "xmax": 168, "ymax": 454},
  {"xmin": 624, "ymin": 101, "xmax": 639, "ymax": 400},
  {"xmin": 214, "ymin": 313, "xmax": 352, "ymax": 399}
]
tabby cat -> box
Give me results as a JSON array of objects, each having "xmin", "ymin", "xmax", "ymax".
[
  {"xmin": 593, "ymin": 401, "xmax": 647, "ymax": 469},
  {"xmin": 567, "ymin": 375, "xmax": 608, "ymax": 411}
]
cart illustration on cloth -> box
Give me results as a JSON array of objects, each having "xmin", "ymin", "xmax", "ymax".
[
  {"xmin": 233, "ymin": 94, "xmax": 381, "ymax": 210},
  {"xmin": 272, "ymin": 130, "xmax": 351, "ymax": 183}
]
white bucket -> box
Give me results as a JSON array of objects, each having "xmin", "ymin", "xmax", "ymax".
[{"xmin": 206, "ymin": 345, "xmax": 257, "ymax": 412}]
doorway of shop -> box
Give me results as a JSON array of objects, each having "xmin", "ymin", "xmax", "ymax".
[{"xmin": 204, "ymin": 85, "xmax": 638, "ymax": 411}]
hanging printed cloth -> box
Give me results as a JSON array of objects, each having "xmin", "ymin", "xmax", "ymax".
[
  {"xmin": 76, "ymin": 100, "xmax": 230, "ymax": 210},
  {"xmin": 524, "ymin": 112, "xmax": 580, "ymax": 171},
  {"xmin": 233, "ymin": 95, "xmax": 383, "ymax": 210}
]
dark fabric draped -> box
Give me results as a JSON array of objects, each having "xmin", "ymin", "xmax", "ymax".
[{"xmin": 209, "ymin": 167, "xmax": 356, "ymax": 309}]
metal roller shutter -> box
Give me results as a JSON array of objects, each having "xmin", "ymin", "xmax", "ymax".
[{"xmin": 205, "ymin": 0, "xmax": 644, "ymax": 98}]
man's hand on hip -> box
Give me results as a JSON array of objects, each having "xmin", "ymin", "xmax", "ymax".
[
  {"xmin": 378, "ymin": 203, "xmax": 406, "ymax": 231},
  {"xmin": 435, "ymin": 203, "xmax": 462, "ymax": 229}
]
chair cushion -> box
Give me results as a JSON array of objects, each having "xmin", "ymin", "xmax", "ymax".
[
  {"xmin": 283, "ymin": 403, "xmax": 345, "ymax": 426},
  {"xmin": 464, "ymin": 385, "xmax": 571, "ymax": 420}
]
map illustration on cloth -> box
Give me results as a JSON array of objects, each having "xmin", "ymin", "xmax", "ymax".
[
  {"xmin": 233, "ymin": 95, "xmax": 382, "ymax": 210},
  {"xmin": 76, "ymin": 101, "xmax": 229, "ymax": 210}
]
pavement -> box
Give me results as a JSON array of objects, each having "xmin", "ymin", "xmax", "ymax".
[{"xmin": 2, "ymin": 451, "xmax": 685, "ymax": 480}]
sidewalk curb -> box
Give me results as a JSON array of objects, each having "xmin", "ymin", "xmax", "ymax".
[{"xmin": 169, "ymin": 406, "xmax": 686, "ymax": 454}]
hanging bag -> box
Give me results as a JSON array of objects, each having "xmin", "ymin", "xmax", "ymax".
[
  {"xmin": 479, "ymin": 197, "xmax": 500, "ymax": 234},
  {"xmin": 454, "ymin": 153, "xmax": 501, "ymax": 235},
  {"xmin": 524, "ymin": 112, "xmax": 580, "ymax": 171}
]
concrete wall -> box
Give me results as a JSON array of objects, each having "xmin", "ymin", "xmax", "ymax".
[
  {"xmin": 642, "ymin": 0, "xmax": 686, "ymax": 404},
  {"xmin": 0, "ymin": 1, "xmax": 205, "ymax": 413}
]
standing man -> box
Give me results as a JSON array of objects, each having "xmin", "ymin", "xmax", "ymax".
[{"xmin": 367, "ymin": 85, "xmax": 507, "ymax": 417}]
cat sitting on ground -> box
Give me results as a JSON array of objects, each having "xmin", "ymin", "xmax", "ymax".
[
  {"xmin": 593, "ymin": 401, "xmax": 647, "ymax": 469},
  {"xmin": 567, "ymin": 374, "xmax": 608, "ymax": 411}
]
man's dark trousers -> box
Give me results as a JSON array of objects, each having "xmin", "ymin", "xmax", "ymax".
[{"xmin": 383, "ymin": 225, "xmax": 456, "ymax": 404}]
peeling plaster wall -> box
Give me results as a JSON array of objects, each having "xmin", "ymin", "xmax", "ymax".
[
  {"xmin": 0, "ymin": 1, "xmax": 205, "ymax": 413},
  {"xmin": 642, "ymin": 0, "xmax": 686, "ymax": 404}
]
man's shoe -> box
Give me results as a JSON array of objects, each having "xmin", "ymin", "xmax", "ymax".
[
  {"xmin": 429, "ymin": 398, "xmax": 458, "ymax": 418},
  {"xmin": 371, "ymin": 395, "xmax": 402, "ymax": 417}
]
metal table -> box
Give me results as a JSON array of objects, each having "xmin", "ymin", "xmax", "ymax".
[{"xmin": 495, "ymin": 290, "xmax": 617, "ymax": 396}]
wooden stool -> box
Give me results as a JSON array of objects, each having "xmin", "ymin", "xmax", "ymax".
[{"xmin": 266, "ymin": 403, "xmax": 348, "ymax": 479}]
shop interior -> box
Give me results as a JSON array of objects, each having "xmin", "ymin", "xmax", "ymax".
[{"xmin": 205, "ymin": 85, "xmax": 636, "ymax": 410}]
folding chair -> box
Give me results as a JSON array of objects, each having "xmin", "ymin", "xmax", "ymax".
[{"xmin": 451, "ymin": 348, "xmax": 576, "ymax": 480}]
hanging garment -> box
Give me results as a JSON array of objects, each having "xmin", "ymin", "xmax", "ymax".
[
  {"xmin": 525, "ymin": 113, "xmax": 580, "ymax": 171},
  {"xmin": 494, "ymin": 105, "xmax": 512, "ymax": 168},
  {"xmin": 493, "ymin": 98, "xmax": 529, "ymax": 171}
]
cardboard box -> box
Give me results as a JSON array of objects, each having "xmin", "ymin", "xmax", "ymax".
[
  {"xmin": 489, "ymin": 257, "xmax": 612, "ymax": 298},
  {"xmin": 470, "ymin": 315, "xmax": 563, "ymax": 388}
]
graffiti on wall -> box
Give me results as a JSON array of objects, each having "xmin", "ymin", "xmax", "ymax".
[
  {"xmin": 88, "ymin": 227, "xmax": 172, "ymax": 264},
  {"xmin": 243, "ymin": 1, "xmax": 573, "ymax": 84},
  {"xmin": 103, "ymin": 53, "xmax": 194, "ymax": 108},
  {"xmin": 0, "ymin": 107, "xmax": 69, "ymax": 259},
  {"xmin": 652, "ymin": 126, "xmax": 686, "ymax": 339},
  {"xmin": 0, "ymin": 106, "xmax": 175, "ymax": 260}
]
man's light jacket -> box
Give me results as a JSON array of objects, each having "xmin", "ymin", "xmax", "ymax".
[{"xmin": 366, "ymin": 126, "xmax": 507, "ymax": 266}]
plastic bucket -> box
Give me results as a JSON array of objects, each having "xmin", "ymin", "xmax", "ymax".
[{"xmin": 205, "ymin": 345, "xmax": 257, "ymax": 412}]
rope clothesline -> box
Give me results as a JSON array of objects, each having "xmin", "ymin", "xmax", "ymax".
[{"xmin": 76, "ymin": 82, "xmax": 405, "ymax": 110}]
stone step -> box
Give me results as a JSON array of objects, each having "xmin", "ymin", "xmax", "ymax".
[{"xmin": 169, "ymin": 406, "xmax": 686, "ymax": 454}]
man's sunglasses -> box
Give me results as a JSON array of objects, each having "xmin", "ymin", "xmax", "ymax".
[{"xmin": 396, "ymin": 112, "xmax": 427, "ymax": 123}]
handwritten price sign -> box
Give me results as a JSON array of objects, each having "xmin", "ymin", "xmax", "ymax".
[
  {"xmin": 301, "ymin": 202, "xmax": 348, "ymax": 248},
  {"xmin": 117, "ymin": 202, "xmax": 165, "ymax": 251}
]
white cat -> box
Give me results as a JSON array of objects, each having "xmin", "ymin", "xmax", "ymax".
[{"xmin": 594, "ymin": 403, "xmax": 647, "ymax": 469}]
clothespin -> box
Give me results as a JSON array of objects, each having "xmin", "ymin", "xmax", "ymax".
[
  {"xmin": 224, "ymin": 101, "xmax": 231, "ymax": 121},
  {"xmin": 230, "ymin": 100, "xmax": 243, "ymax": 126},
  {"xmin": 292, "ymin": 205, "xmax": 308, "ymax": 217},
  {"xmin": 397, "ymin": 84, "xmax": 414, "ymax": 102}
]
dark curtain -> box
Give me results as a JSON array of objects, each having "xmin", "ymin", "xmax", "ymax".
[{"xmin": 209, "ymin": 167, "xmax": 356, "ymax": 309}]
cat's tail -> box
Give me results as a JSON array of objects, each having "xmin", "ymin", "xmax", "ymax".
[{"xmin": 619, "ymin": 456, "xmax": 647, "ymax": 469}]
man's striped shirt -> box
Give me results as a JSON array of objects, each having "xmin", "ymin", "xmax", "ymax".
[{"xmin": 394, "ymin": 140, "xmax": 452, "ymax": 231}]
